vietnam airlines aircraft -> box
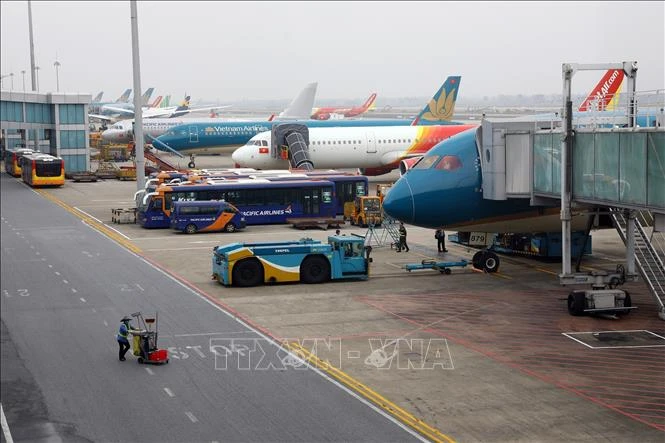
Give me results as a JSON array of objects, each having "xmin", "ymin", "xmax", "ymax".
[
  {"xmin": 101, "ymin": 82, "xmax": 318, "ymax": 144},
  {"xmin": 153, "ymin": 76, "xmax": 465, "ymax": 162},
  {"xmin": 381, "ymin": 127, "xmax": 596, "ymax": 233},
  {"xmin": 231, "ymin": 124, "xmax": 476, "ymax": 176},
  {"xmin": 311, "ymin": 93, "xmax": 377, "ymax": 120}
]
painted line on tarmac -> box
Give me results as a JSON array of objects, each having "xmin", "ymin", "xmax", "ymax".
[
  {"xmin": 145, "ymin": 367, "xmax": 154, "ymax": 376},
  {"xmin": 74, "ymin": 207, "xmax": 132, "ymax": 240},
  {"xmin": 34, "ymin": 189, "xmax": 434, "ymax": 442},
  {"xmin": 164, "ymin": 387, "xmax": 175, "ymax": 397},
  {"xmin": 184, "ymin": 412, "xmax": 198, "ymax": 423},
  {"xmin": 35, "ymin": 190, "xmax": 141, "ymax": 254},
  {"xmin": 0, "ymin": 403, "xmax": 14, "ymax": 443},
  {"xmin": 286, "ymin": 342, "xmax": 455, "ymax": 443}
]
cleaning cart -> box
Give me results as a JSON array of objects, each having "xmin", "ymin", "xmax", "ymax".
[{"xmin": 131, "ymin": 311, "xmax": 169, "ymax": 365}]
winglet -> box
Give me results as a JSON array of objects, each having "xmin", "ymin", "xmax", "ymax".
[
  {"xmin": 267, "ymin": 114, "xmax": 276, "ymax": 122},
  {"xmin": 578, "ymin": 69, "xmax": 625, "ymax": 112},
  {"xmin": 412, "ymin": 76, "xmax": 461, "ymax": 125},
  {"xmin": 278, "ymin": 82, "xmax": 318, "ymax": 120}
]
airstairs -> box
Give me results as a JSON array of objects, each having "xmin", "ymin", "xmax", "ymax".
[
  {"xmin": 611, "ymin": 209, "xmax": 665, "ymax": 320},
  {"xmin": 285, "ymin": 132, "xmax": 313, "ymax": 171},
  {"xmin": 364, "ymin": 212, "xmax": 401, "ymax": 248}
]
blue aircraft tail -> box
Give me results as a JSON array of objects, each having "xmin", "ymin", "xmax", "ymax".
[{"xmin": 412, "ymin": 76, "xmax": 462, "ymax": 126}]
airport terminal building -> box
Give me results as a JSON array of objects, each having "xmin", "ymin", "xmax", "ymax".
[{"xmin": 0, "ymin": 90, "xmax": 91, "ymax": 173}]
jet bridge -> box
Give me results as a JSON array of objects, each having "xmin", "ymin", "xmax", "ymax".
[
  {"xmin": 476, "ymin": 61, "xmax": 665, "ymax": 319},
  {"xmin": 271, "ymin": 123, "xmax": 313, "ymax": 171}
]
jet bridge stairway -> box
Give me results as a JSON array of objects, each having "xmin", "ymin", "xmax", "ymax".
[
  {"xmin": 271, "ymin": 123, "xmax": 313, "ymax": 171},
  {"xmin": 611, "ymin": 209, "xmax": 665, "ymax": 320}
]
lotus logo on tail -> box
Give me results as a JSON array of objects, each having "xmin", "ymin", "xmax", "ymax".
[{"xmin": 420, "ymin": 88, "xmax": 457, "ymax": 121}]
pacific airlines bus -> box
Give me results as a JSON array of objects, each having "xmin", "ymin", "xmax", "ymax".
[
  {"xmin": 20, "ymin": 153, "xmax": 65, "ymax": 187},
  {"xmin": 4, "ymin": 148, "xmax": 35, "ymax": 177},
  {"xmin": 138, "ymin": 178, "xmax": 341, "ymax": 228},
  {"xmin": 170, "ymin": 200, "xmax": 246, "ymax": 234}
]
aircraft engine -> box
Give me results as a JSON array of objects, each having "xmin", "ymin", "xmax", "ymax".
[
  {"xmin": 359, "ymin": 166, "xmax": 395, "ymax": 176},
  {"xmin": 399, "ymin": 156, "xmax": 423, "ymax": 176},
  {"xmin": 317, "ymin": 113, "xmax": 330, "ymax": 120}
]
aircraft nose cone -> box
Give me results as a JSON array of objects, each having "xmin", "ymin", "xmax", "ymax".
[
  {"xmin": 231, "ymin": 148, "xmax": 245, "ymax": 166},
  {"xmin": 382, "ymin": 178, "xmax": 414, "ymax": 223}
]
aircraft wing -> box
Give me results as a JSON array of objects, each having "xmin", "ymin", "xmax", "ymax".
[
  {"xmin": 103, "ymin": 106, "xmax": 136, "ymax": 116},
  {"xmin": 88, "ymin": 113, "xmax": 115, "ymax": 122},
  {"xmin": 178, "ymin": 105, "xmax": 233, "ymax": 115}
]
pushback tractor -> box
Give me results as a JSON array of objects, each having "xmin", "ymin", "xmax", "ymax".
[{"xmin": 212, "ymin": 235, "xmax": 372, "ymax": 287}]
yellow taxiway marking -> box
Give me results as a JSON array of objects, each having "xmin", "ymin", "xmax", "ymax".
[
  {"xmin": 285, "ymin": 342, "xmax": 456, "ymax": 443},
  {"xmin": 36, "ymin": 190, "xmax": 142, "ymax": 254}
]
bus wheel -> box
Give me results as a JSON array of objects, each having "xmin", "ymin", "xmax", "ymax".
[
  {"xmin": 233, "ymin": 259, "xmax": 263, "ymax": 287},
  {"xmin": 224, "ymin": 222, "xmax": 236, "ymax": 233},
  {"xmin": 301, "ymin": 256, "xmax": 331, "ymax": 284},
  {"xmin": 185, "ymin": 224, "xmax": 198, "ymax": 234}
]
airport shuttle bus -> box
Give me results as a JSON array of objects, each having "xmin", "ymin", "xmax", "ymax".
[
  {"xmin": 138, "ymin": 178, "xmax": 337, "ymax": 228},
  {"xmin": 20, "ymin": 153, "xmax": 65, "ymax": 187},
  {"xmin": 4, "ymin": 148, "xmax": 35, "ymax": 177},
  {"xmin": 170, "ymin": 200, "xmax": 246, "ymax": 234}
]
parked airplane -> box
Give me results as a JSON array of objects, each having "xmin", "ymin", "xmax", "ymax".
[
  {"xmin": 90, "ymin": 88, "xmax": 155, "ymax": 121},
  {"xmin": 101, "ymin": 82, "xmax": 318, "ymax": 144},
  {"xmin": 311, "ymin": 93, "xmax": 377, "ymax": 120},
  {"xmin": 578, "ymin": 69, "xmax": 624, "ymax": 112},
  {"xmin": 92, "ymin": 91, "xmax": 104, "ymax": 103},
  {"xmin": 381, "ymin": 126, "xmax": 594, "ymax": 233},
  {"xmin": 232, "ymin": 123, "xmax": 476, "ymax": 175},
  {"xmin": 102, "ymin": 94, "xmax": 232, "ymax": 120},
  {"xmin": 153, "ymin": 76, "xmax": 464, "ymax": 163},
  {"xmin": 89, "ymin": 88, "xmax": 132, "ymax": 115}
]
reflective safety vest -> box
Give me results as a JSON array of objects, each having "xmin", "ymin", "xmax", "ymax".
[{"xmin": 117, "ymin": 323, "xmax": 130, "ymax": 342}]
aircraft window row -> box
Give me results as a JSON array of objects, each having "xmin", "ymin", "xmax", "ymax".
[
  {"xmin": 377, "ymin": 139, "xmax": 413, "ymax": 144},
  {"xmin": 311, "ymin": 140, "xmax": 361, "ymax": 145}
]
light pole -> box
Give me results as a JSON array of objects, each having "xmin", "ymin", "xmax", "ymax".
[
  {"xmin": 10, "ymin": 72, "xmax": 14, "ymax": 90},
  {"xmin": 21, "ymin": 70, "xmax": 26, "ymax": 91},
  {"xmin": 54, "ymin": 60, "xmax": 60, "ymax": 91},
  {"xmin": 35, "ymin": 66, "xmax": 40, "ymax": 91}
]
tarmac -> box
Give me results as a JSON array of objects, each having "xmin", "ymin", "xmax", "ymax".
[{"xmin": 26, "ymin": 153, "xmax": 665, "ymax": 442}]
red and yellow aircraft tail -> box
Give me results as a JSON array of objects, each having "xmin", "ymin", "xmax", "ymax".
[
  {"xmin": 362, "ymin": 93, "xmax": 378, "ymax": 111},
  {"xmin": 578, "ymin": 69, "xmax": 625, "ymax": 112}
]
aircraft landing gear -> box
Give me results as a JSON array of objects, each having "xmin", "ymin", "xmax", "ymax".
[{"xmin": 188, "ymin": 154, "xmax": 196, "ymax": 169}]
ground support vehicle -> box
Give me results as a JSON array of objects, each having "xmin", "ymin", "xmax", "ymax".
[
  {"xmin": 212, "ymin": 235, "xmax": 371, "ymax": 287},
  {"xmin": 346, "ymin": 196, "xmax": 383, "ymax": 228},
  {"xmin": 404, "ymin": 251, "xmax": 500, "ymax": 274},
  {"xmin": 131, "ymin": 311, "xmax": 169, "ymax": 364},
  {"xmin": 563, "ymin": 265, "xmax": 636, "ymax": 317}
]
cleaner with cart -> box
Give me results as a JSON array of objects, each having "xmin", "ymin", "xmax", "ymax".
[{"xmin": 130, "ymin": 311, "xmax": 169, "ymax": 364}]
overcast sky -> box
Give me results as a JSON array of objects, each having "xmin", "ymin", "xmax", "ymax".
[{"xmin": 1, "ymin": 1, "xmax": 663, "ymax": 103}]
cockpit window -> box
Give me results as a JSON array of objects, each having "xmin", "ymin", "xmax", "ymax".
[
  {"xmin": 412, "ymin": 155, "xmax": 440, "ymax": 169},
  {"xmin": 261, "ymin": 140, "xmax": 268, "ymax": 146},
  {"xmin": 434, "ymin": 155, "xmax": 463, "ymax": 171}
]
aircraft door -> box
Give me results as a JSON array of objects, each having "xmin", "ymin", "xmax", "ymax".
[
  {"xmin": 189, "ymin": 126, "xmax": 199, "ymax": 143},
  {"xmin": 366, "ymin": 131, "xmax": 377, "ymax": 153}
]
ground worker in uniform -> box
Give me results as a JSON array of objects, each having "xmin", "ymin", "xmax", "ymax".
[
  {"xmin": 397, "ymin": 221, "xmax": 409, "ymax": 252},
  {"xmin": 436, "ymin": 228, "xmax": 448, "ymax": 253},
  {"xmin": 117, "ymin": 316, "xmax": 141, "ymax": 361}
]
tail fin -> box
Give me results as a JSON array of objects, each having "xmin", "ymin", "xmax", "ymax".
[
  {"xmin": 178, "ymin": 94, "xmax": 191, "ymax": 108},
  {"xmin": 117, "ymin": 88, "xmax": 132, "ymax": 103},
  {"xmin": 141, "ymin": 87, "xmax": 155, "ymax": 106},
  {"xmin": 161, "ymin": 95, "xmax": 171, "ymax": 108},
  {"xmin": 578, "ymin": 69, "xmax": 625, "ymax": 112},
  {"xmin": 93, "ymin": 91, "xmax": 104, "ymax": 102},
  {"xmin": 278, "ymin": 82, "xmax": 318, "ymax": 119},
  {"xmin": 412, "ymin": 76, "xmax": 461, "ymax": 125},
  {"xmin": 149, "ymin": 95, "xmax": 163, "ymax": 108},
  {"xmin": 362, "ymin": 93, "xmax": 377, "ymax": 111}
]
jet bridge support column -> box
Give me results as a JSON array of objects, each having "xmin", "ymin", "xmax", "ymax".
[
  {"xmin": 559, "ymin": 61, "xmax": 638, "ymax": 281},
  {"xmin": 626, "ymin": 209, "xmax": 636, "ymax": 276}
]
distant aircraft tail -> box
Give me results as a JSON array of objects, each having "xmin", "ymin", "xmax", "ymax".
[
  {"xmin": 149, "ymin": 95, "xmax": 163, "ymax": 108},
  {"xmin": 141, "ymin": 87, "xmax": 155, "ymax": 106},
  {"xmin": 117, "ymin": 88, "xmax": 132, "ymax": 103},
  {"xmin": 411, "ymin": 76, "xmax": 461, "ymax": 125},
  {"xmin": 93, "ymin": 91, "xmax": 104, "ymax": 102},
  {"xmin": 361, "ymin": 93, "xmax": 377, "ymax": 111},
  {"xmin": 161, "ymin": 95, "xmax": 171, "ymax": 108},
  {"xmin": 175, "ymin": 94, "xmax": 191, "ymax": 111},
  {"xmin": 578, "ymin": 69, "xmax": 625, "ymax": 112},
  {"xmin": 278, "ymin": 82, "xmax": 318, "ymax": 119}
]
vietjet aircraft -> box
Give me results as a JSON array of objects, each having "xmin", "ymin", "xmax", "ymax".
[
  {"xmin": 232, "ymin": 124, "xmax": 476, "ymax": 176},
  {"xmin": 311, "ymin": 93, "xmax": 377, "ymax": 120}
]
